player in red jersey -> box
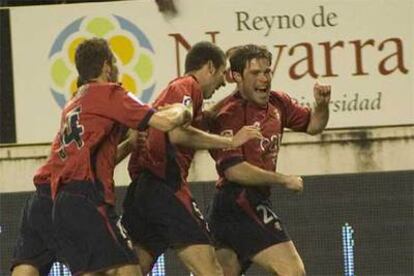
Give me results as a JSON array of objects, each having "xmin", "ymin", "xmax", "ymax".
[
  {"xmin": 122, "ymin": 41, "xmax": 262, "ymax": 276},
  {"xmin": 208, "ymin": 44, "xmax": 331, "ymax": 275},
  {"xmin": 11, "ymin": 66, "xmax": 127, "ymax": 276},
  {"xmin": 10, "ymin": 44, "xmax": 162, "ymax": 276},
  {"xmin": 10, "ymin": 131, "xmax": 140, "ymax": 276},
  {"xmin": 14, "ymin": 38, "xmax": 190, "ymax": 276}
]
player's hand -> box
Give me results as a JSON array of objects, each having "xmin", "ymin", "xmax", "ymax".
[
  {"xmin": 158, "ymin": 103, "xmax": 193, "ymax": 128},
  {"xmin": 126, "ymin": 130, "xmax": 139, "ymax": 149},
  {"xmin": 180, "ymin": 106, "xmax": 193, "ymax": 128},
  {"xmin": 231, "ymin": 125, "xmax": 263, "ymax": 148},
  {"xmin": 283, "ymin": 175, "xmax": 304, "ymax": 193},
  {"xmin": 314, "ymin": 79, "xmax": 331, "ymax": 107},
  {"xmin": 130, "ymin": 130, "xmax": 148, "ymax": 154},
  {"xmin": 135, "ymin": 130, "xmax": 147, "ymax": 145}
]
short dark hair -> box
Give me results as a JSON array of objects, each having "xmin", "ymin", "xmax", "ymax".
[
  {"xmin": 230, "ymin": 44, "xmax": 272, "ymax": 74},
  {"xmin": 185, "ymin": 41, "xmax": 226, "ymax": 73},
  {"xmin": 225, "ymin": 45, "xmax": 241, "ymax": 58},
  {"xmin": 75, "ymin": 38, "xmax": 114, "ymax": 82},
  {"xmin": 76, "ymin": 76, "xmax": 85, "ymax": 88}
]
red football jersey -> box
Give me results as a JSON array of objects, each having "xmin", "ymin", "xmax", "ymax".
[
  {"xmin": 33, "ymin": 134, "xmax": 61, "ymax": 186},
  {"xmin": 128, "ymin": 75, "xmax": 203, "ymax": 197},
  {"xmin": 210, "ymin": 90, "xmax": 311, "ymax": 195},
  {"xmin": 48, "ymin": 83, "xmax": 154, "ymax": 205},
  {"xmin": 33, "ymin": 162, "xmax": 52, "ymax": 186}
]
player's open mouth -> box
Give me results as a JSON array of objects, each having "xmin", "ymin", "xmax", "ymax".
[
  {"xmin": 255, "ymin": 87, "xmax": 269, "ymax": 94},
  {"xmin": 216, "ymin": 83, "xmax": 225, "ymax": 90}
]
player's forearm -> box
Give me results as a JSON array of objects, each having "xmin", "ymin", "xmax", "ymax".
[
  {"xmin": 169, "ymin": 126, "xmax": 233, "ymax": 149},
  {"xmin": 224, "ymin": 162, "xmax": 288, "ymax": 187},
  {"xmin": 148, "ymin": 104, "xmax": 192, "ymax": 132},
  {"xmin": 306, "ymin": 103, "xmax": 329, "ymax": 135},
  {"xmin": 115, "ymin": 130, "xmax": 136, "ymax": 164},
  {"xmin": 115, "ymin": 138, "xmax": 133, "ymax": 165}
]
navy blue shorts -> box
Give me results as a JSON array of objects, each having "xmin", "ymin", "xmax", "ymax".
[
  {"xmin": 53, "ymin": 181, "xmax": 138, "ymax": 275},
  {"xmin": 11, "ymin": 184, "xmax": 57, "ymax": 274},
  {"xmin": 207, "ymin": 184, "xmax": 291, "ymax": 273},
  {"xmin": 122, "ymin": 171, "xmax": 211, "ymax": 259}
]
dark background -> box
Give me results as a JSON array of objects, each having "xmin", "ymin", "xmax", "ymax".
[{"xmin": 1, "ymin": 170, "xmax": 413, "ymax": 275}]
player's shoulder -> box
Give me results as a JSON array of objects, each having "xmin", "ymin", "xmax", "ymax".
[
  {"xmin": 84, "ymin": 82, "xmax": 130, "ymax": 105},
  {"xmin": 270, "ymin": 90, "xmax": 290, "ymax": 101},
  {"xmin": 269, "ymin": 90, "xmax": 295, "ymax": 106},
  {"xmin": 215, "ymin": 92, "xmax": 244, "ymax": 119},
  {"xmin": 169, "ymin": 75, "xmax": 199, "ymax": 91},
  {"xmin": 91, "ymin": 81, "xmax": 123, "ymax": 91}
]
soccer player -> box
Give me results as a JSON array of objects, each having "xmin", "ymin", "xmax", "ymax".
[
  {"xmin": 10, "ymin": 40, "xmax": 171, "ymax": 276},
  {"xmin": 10, "ymin": 132, "xmax": 142, "ymax": 276},
  {"xmin": 122, "ymin": 41, "xmax": 262, "ymax": 276},
  {"xmin": 14, "ymin": 37, "xmax": 190, "ymax": 276},
  {"xmin": 208, "ymin": 44, "xmax": 331, "ymax": 275}
]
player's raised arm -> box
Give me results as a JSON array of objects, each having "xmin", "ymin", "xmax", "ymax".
[
  {"xmin": 115, "ymin": 130, "xmax": 142, "ymax": 165},
  {"xmin": 306, "ymin": 80, "xmax": 331, "ymax": 135}
]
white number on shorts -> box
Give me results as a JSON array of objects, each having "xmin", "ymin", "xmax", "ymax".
[
  {"xmin": 191, "ymin": 201, "xmax": 205, "ymax": 221},
  {"xmin": 116, "ymin": 216, "xmax": 133, "ymax": 249},
  {"xmin": 191, "ymin": 200, "xmax": 210, "ymax": 232},
  {"xmin": 256, "ymin": 204, "xmax": 282, "ymax": 231}
]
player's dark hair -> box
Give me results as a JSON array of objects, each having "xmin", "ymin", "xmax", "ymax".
[
  {"xmin": 76, "ymin": 76, "xmax": 85, "ymax": 88},
  {"xmin": 75, "ymin": 38, "xmax": 114, "ymax": 83},
  {"xmin": 185, "ymin": 41, "xmax": 226, "ymax": 73},
  {"xmin": 230, "ymin": 44, "xmax": 272, "ymax": 74}
]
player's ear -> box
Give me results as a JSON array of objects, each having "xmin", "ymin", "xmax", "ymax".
[
  {"xmin": 207, "ymin": 60, "xmax": 215, "ymax": 75},
  {"xmin": 233, "ymin": 71, "xmax": 242, "ymax": 82},
  {"xmin": 225, "ymin": 69, "xmax": 235, "ymax": 83},
  {"xmin": 102, "ymin": 61, "xmax": 111, "ymax": 75}
]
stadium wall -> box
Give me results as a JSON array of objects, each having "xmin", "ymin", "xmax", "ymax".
[{"xmin": 1, "ymin": 126, "xmax": 413, "ymax": 193}]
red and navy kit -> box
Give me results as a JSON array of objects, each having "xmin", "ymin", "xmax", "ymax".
[
  {"xmin": 128, "ymin": 75, "xmax": 204, "ymax": 199},
  {"xmin": 48, "ymin": 83, "xmax": 152, "ymax": 274},
  {"xmin": 123, "ymin": 76, "xmax": 211, "ymax": 258},
  {"xmin": 210, "ymin": 90, "xmax": 311, "ymax": 195},
  {"xmin": 208, "ymin": 90, "xmax": 311, "ymax": 271},
  {"xmin": 48, "ymin": 83, "xmax": 154, "ymax": 205}
]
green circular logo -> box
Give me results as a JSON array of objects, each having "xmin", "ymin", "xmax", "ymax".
[{"xmin": 49, "ymin": 15, "xmax": 156, "ymax": 108}]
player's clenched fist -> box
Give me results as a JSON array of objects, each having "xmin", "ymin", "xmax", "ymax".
[
  {"xmin": 283, "ymin": 175, "xmax": 304, "ymax": 193},
  {"xmin": 313, "ymin": 79, "xmax": 331, "ymax": 107},
  {"xmin": 231, "ymin": 125, "xmax": 263, "ymax": 148}
]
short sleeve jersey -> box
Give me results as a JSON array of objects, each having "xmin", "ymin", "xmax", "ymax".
[
  {"xmin": 128, "ymin": 75, "xmax": 203, "ymax": 196},
  {"xmin": 48, "ymin": 83, "xmax": 154, "ymax": 205},
  {"xmin": 210, "ymin": 91, "xmax": 311, "ymax": 195}
]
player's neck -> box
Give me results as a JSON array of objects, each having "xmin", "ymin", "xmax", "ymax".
[
  {"xmin": 89, "ymin": 75, "xmax": 108, "ymax": 84},
  {"xmin": 186, "ymin": 71, "xmax": 201, "ymax": 83},
  {"xmin": 239, "ymin": 88, "xmax": 268, "ymax": 108}
]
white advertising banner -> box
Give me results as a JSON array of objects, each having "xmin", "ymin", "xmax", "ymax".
[{"xmin": 10, "ymin": 0, "xmax": 414, "ymax": 143}]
